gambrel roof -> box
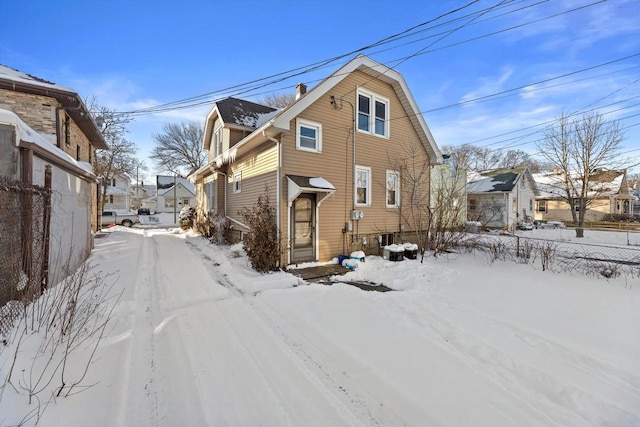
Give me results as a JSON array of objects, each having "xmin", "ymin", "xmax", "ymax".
[{"xmin": 199, "ymin": 55, "xmax": 442, "ymax": 166}]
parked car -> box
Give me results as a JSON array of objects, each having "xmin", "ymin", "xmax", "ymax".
[
  {"xmin": 537, "ymin": 220, "xmax": 565, "ymax": 229},
  {"xmin": 517, "ymin": 222, "xmax": 533, "ymax": 231},
  {"xmin": 137, "ymin": 207, "xmax": 151, "ymax": 215},
  {"xmin": 101, "ymin": 211, "xmax": 139, "ymax": 227}
]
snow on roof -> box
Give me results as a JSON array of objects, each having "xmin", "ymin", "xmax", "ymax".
[
  {"xmin": 0, "ymin": 64, "xmax": 74, "ymax": 92},
  {"xmin": 105, "ymin": 186, "xmax": 133, "ymax": 196},
  {"xmin": 0, "ymin": 109, "xmax": 96, "ymax": 179},
  {"xmin": 309, "ymin": 177, "xmax": 335, "ymax": 190},
  {"xmin": 156, "ymin": 175, "xmax": 195, "ymax": 193},
  {"xmin": 215, "ymin": 97, "xmax": 279, "ymax": 129},
  {"xmin": 533, "ymin": 169, "xmax": 626, "ymax": 199},
  {"xmin": 466, "ymin": 166, "xmax": 534, "ymax": 195}
]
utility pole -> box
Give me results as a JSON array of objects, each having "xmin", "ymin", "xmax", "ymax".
[{"xmin": 173, "ymin": 174, "xmax": 177, "ymax": 225}]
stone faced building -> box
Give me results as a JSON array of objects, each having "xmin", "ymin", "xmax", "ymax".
[{"xmin": 0, "ymin": 65, "xmax": 107, "ymax": 230}]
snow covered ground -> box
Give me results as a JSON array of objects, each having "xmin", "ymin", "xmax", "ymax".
[{"xmin": 1, "ymin": 220, "xmax": 639, "ymax": 426}]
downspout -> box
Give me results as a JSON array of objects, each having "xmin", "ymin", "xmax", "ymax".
[{"xmin": 505, "ymin": 192, "xmax": 509, "ymax": 230}]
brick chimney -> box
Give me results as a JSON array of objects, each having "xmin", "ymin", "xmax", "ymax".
[{"xmin": 296, "ymin": 83, "xmax": 307, "ymax": 100}]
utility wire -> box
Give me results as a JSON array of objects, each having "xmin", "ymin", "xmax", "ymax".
[{"xmin": 123, "ymin": 0, "xmax": 566, "ymax": 116}]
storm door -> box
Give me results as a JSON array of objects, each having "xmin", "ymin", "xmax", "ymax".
[{"xmin": 291, "ymin": 194, "xmax": 315, "ymax": 263}]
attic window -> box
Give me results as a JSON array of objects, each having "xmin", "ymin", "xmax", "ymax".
[
  {"xmin": 214, "ymin": 126, "xmax": 223, "ymax": 157},
  {"xmin": 357, "ymin": 90, "xmax": 389, "ymax": 138}
]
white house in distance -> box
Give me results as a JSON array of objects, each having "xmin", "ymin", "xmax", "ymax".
[
  {"xmin": 467, "ymin": 165, "xmax": 538, "ymax": 230},
  {"xmin": 154, "ymin": 175, "xmax": 195, "ymax": 213},
  {"xmin": 103, "ymin": 173, "xmax": 133, "ymax": 211}
]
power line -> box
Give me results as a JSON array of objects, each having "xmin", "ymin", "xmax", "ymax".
[{"xmin": 122, "ymin": 0, "xmax": 569, "ymax": 116}]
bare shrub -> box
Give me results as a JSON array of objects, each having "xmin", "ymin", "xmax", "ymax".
[
  {"xmin": 1, "ymin": 260, "xmax": 120, "ymax": 424},
  {"xmin": 598, "ymin": 263, "xmax": 620, "ymax": 278},
  {"xmin": 488, "ymin": 240, "xmax": 508, "ymax": 262},
  {"xmin": 517, "ymin": 238, "xmax": 535, "ymax": 263},
  {"xmin": 239, "ymin": 188, "xmax": 280, "ymax": 273},
  {"xmin": 537, "ymin": 241, "xmax": 557, "ymax": 271}
]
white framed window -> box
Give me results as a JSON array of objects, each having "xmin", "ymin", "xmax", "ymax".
[
  {"xmin": 386, "ymin": 170, "xmax": 400, "ymax": 207},
  {"xmin": 357, "ymin": 90, "xmax": 389, "ymax": 138},
  {"xmin": 214, "ymin": 126, "xmax": 223, "ymax": 157},
  {"xmin": 205, "ymin": 181, "xmax": 215, "ymax": 210},
  {"xmin": 233, "ymin": 171, "xmax": 242, "ymax": 193},
  {"xmin": 355, "ymin": 166, "xmax": 371, "ymax": 206},
  {"xmin": 296, "ymin": 118, "xmax": 322, "ymax": 153},
  {"xmin": 537, "ymin": 200, "xmax": 546, "ymax": 213},
  {"xmin": 469, "ymin": 199, "xmax": 477, "ymax": 211}
]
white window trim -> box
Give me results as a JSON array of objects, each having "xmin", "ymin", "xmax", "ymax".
[
  {"xmin": 357, "ymin": 89, "xmax": 390, "ymax": 139},
  {"xmin": 214, "ymin": 126, "xmax": 223, "ymax": 157},
  {"xmin": 537, "ymin": 200, "xmax": 547, "ymax": 213},
  {"xmin": 355, "ymin": 165, "xmax": 371, "ymax": 207},
  {"xmin": 233, "ymin": 171, "xmax": 242, "ymax": 194},
  {"xmin": 386, "ymin": 170, "xmax": 400, "ymax": 208},
  {"xmin": 296, "ymin": 118, "xmax": 322, "ymax": 153}
]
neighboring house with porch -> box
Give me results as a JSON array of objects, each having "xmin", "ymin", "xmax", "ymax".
[
  {"xmin": 103, "ymin": 173, "xmax": 133, "ymax": 211},
  {"xmin": 155, "ymin": 175, "xmax": 195, "ymax": 213},
  {"xmin": 467, "ymin": 165, "xmax": 538, "ymax": 230},
  {"xmin": 191, "ymin": 54, "xmax": 442, "ymax": 266},
  {"xmin": 533, "ymin": 168, "xmax": 635, "ymax": 222}
]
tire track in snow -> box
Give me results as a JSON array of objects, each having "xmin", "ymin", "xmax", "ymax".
[
  {"xmin": 114, "ymin": 230, "xmax": 160, "ymax": 427},
  {"xmin": 184, "ymin": 241, "xmax": 387, "ymax": 426}
]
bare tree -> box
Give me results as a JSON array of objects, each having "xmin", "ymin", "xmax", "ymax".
[
  {"xmin": 427, "ymin": 165, "xmax": 468, "ymax": 256},
  {"xmin": 259, "ymin": 92, "xmax": 296, "ymax": 109},
  {"xmin": 391, "ymin": 145, "xmax": 467, "ymax": 260},
  {"xmin": 86, "ymin": 98, "xmax": 140, "ymax": 210},
  {"xmin": 537, "ymin": 111, "xmax": 623, "ymax": 237},
  {"xmin": 391, "ymin": 145, "xmax": 430, "ymax": 257},
  {"xmin": 150, "ymin": 122, "xmax": 206, "ymax": 177},
  {"xmin": 443, "ymin": 144, "xmax": 545, "ymax": 173},
  {"xmin": 443, "ymin": 143, "xmax": 501, "ymax": 172}
]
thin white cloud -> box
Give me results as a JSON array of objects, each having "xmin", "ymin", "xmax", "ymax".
[{"xmin": 461, "ymin": 67, "xmax": 514, "ymax": 104}]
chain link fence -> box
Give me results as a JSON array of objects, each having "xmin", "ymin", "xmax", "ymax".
[
  {"xmin": 0, "ymin": 175, "xmax": 51, "ymax": 336},
  {"xmin": 465, "ymin": 233, "xmax": 640, "ymax": 279}
]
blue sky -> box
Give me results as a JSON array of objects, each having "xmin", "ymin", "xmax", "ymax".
[{"xmin": 1, "ymin": 0, "xmax": 639, "ymax": 180}]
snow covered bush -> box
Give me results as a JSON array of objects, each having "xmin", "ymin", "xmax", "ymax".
[
  {"xmin": 179, "ymin": 205, "xmax": 196, "ymax": 229},
  {"xmin": 196, "ymin": 210, "xmax": 231, "ymax": 245},
  {"xmin": 239, "ymin": 189, "xmax": 280, "ymax": 273}
]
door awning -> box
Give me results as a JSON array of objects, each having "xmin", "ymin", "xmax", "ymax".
[{"xmin": 287, "ymin": 175, "xmax": 336, "ymax": 206}]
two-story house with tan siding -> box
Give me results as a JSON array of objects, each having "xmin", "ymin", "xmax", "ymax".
[
  {"xmin": 0, "ymin": 64, "xmax": 107, "ymax": 231},
  {"xmin": 191, "ymin": 55, "xmax": 442, "ymax": 266}
]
